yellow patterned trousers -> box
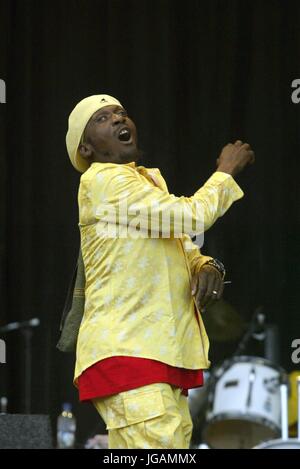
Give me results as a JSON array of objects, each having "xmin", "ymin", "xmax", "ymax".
[{"xmin": 93, "ymin": 383, "xmax": 193, "ymax": 449}]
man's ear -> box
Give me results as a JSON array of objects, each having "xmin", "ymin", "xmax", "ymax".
[{"xmin": 78, "ymin": 142, "xmax": 93, "ymax": 161}]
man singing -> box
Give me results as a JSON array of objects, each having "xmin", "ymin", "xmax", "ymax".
[{"xmin": 65, "ymin": 94, "xmax": 254, "ymax": 449}]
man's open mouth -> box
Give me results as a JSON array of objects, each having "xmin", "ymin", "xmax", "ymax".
[{"xmin": 117, "ymin": 126, "xmax": 132, "ymax": 143}]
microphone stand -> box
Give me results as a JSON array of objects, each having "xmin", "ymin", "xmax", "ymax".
[
  {"xmin": 23, "ymin": 327, "xmax": 33, "ymax": 414},
  {"xmin": 0, "ymin": 318, "xmax": 40, "ymax": 414}
]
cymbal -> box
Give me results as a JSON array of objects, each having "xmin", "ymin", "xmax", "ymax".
[{"xmin": 201, "ymin": 298, "xmax": 245, "ymax": 342}]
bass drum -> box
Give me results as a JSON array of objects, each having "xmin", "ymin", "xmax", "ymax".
[
  {"xmin": 254, "ymin": 438, "xmax": 300, "ymax": 449},
  {"xmin": 202, "ymin": 356, "xmax": 288, "ymax": 449}
]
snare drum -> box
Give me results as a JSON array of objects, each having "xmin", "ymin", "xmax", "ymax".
[{"xmin": 203, "ymin": 356, "xmax": 288, "ymax": 449}]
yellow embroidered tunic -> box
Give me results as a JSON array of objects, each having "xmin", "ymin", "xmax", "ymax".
[{"xmin": 74, "ymin": 162, "xmax": 243, "ymax": 381}]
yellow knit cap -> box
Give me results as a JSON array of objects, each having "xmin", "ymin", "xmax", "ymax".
[{"xmin": 66, "ymin": 94, "xmax": 123, "ymax": 172}]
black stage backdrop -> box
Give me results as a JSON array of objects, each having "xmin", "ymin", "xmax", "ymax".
[{"xmin": 0, "ymin": 0, "xmax": 299, "ymax": 444}]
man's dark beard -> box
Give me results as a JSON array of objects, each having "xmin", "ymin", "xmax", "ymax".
[{"xmin": 118, "ymin": 147, "xmax": 144, "ymax": 164}]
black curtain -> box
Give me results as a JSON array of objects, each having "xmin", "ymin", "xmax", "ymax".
[{"xmin": 0, "ymin": 0, "xmax": 299, "ymax": 443}]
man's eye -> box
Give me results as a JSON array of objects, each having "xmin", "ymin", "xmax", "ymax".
[
  {"xmin": 96, "ymin": 115, "xmax": 107, "ymax": 122},
  {"xmin": 119, "ymin": 110, "xmax": 127, "ymax": 117}
]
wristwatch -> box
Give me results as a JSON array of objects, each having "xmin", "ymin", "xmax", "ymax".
[{"xmin": 205, "ymin": 259, "xmax": 226, "ymax": 280}]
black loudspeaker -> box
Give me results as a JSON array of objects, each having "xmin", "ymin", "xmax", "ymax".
[{"xmin": 0, "ymin": 414, "xmax": 53, "ymax": 448}]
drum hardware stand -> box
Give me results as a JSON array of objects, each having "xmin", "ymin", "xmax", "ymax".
[
  {"xmin": 279, "ymin": 377, "xmax": 300, "ymax": 442},
  {"xmin": 280, "ymin": 383, "xmax": 289, "ymax": 440},
  {"xmin": 0, "ymin": 318, "xmax": 40, "ymax": 414},
  {"xmin": 264, "ymin": 324, "xmax": 279, "ymax": 364}
]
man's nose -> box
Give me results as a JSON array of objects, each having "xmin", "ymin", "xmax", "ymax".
[{"xmin": 112, "ymin": 113, "xmax": 125, "ymax": 125}]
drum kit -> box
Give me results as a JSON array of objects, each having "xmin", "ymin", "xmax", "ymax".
[{"xmin": 189, "ymin": 300, "xmax": 300, "ymax": 449}]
